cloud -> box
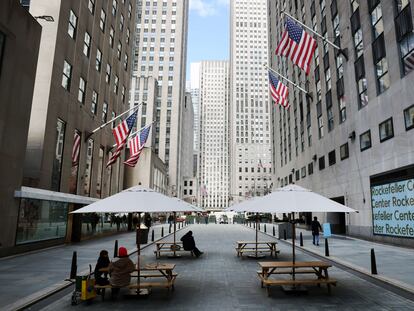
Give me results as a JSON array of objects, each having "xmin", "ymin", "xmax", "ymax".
[{"xmin": 189, "ymin": 0, "xmax": 229, "ymax": 17}]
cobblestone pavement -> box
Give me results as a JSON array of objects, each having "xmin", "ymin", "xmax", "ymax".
[{"xmin": 39, "ymin": 224, "xmax": 414, "ymax": 311}]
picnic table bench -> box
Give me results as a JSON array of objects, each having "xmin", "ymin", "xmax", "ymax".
[
  {"xmin": 154, "ymin": 241, "xmax": 194, "ymax": 258},
  {"xmin": 96, "ymin": 263, "xmax": 177, "ymax": 299},
  {"xmin": 257, "ymin": 261, "xmax": 337, "ymax": 296},
  {"xmin": 236, "ymin": 241, "xmax": 279, "ymax": 258}
]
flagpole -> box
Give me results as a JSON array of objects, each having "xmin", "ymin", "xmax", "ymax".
[
  {"xmin": 110, "ymin": 121, "xmax": 156, "ymax": 149},
  {"xmin": 85, "ymin": 104, "xmax": 142, "ymax": 141},
  {"xmin": 281, "ymin": 11, "xmax": 348, "ymax": 61},
  {"xmin": 263, "ymin": 63, "xmax": 312, "ymax": 99}
]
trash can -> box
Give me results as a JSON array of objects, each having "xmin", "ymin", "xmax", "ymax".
[{"xmin": 136, "ymin": 224, "xmax": 149, "ymax": 245}]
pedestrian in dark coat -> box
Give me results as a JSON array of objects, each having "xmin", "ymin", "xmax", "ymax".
[
  {"xmin": 180, "ymin": 231, "xmax": 203, "ymax": 257},
  {"xmin": 311, "ymin": 216, "xmax": 323, "ymax": 246},
  {"xmin": 94, "ymin": 250, "xmax": 110, "ymax": 286}
]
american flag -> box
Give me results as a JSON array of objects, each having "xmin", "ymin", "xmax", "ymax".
[
  {"xmin": 404, "ymin": 50, "xmax": 414, "ymax": 74},
  {"xmin": 112, "ymin": 111, "xmax": 138, "ymax": 148},
  {"xmin": 275, "ymin": 17, "xmax": 317, "ymax": 75},
  {"xmin": 258, "ymin": 159, "xmax": 264, "ymax": 169},
  {"xmin": 268, "ymin": 71, "xmax": 289, "ymax": 108},
  {"xmin": 124, "ymin": 125, "xmax": 151, "ymax": 167},
  {"xmin": 106, "ymin": 112, "xmax": 137, "ymax": 167},
  {"xmin": 72, "ymin": 131, "xmax": 81, "ymax": 166}
]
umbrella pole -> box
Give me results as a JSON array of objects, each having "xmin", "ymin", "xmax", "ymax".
[
  {"xmin": 137, "ymin": 213, "xmax": 141, "ymax": 289},
  {"xmin": 173, "ymin": 211, "xmax": 177, "ymax": 257},
  {"xmin": 255, "ymin": 213, "xmax": 259, "ymax": 258},
  {"xmin": 292, "ymin": 212, "xmax": 296, "ymax": 281}
]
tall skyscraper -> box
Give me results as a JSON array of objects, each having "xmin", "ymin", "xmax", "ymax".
[
  {"xmin": 19, "ymin": 0, "xmax": 136, "ymax": 248},
  {"xmin": 190, "ymin": 62, "xmax": 201, "ymax": 154},
  {"xmin": 268, "ymin": 0, "xmax": 414, "ymax": 246},
  {"xmin": 198, "ymin": 61, "xmax": 230, "ymax": 210},
  {"xmin": 132, "ymin": 0, "xmax": 189, "ymax": 197},
  {"xmin": 230, "ymin": 0, "xmax": 273, "ymax": 204}
]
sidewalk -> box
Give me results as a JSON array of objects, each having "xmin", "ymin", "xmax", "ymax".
[
  {"xmin": 0, "ymin": 223, "xmax": 181, "ymax": 311},
  {"xmin": 253, "ymin": 223, "xmax": 414, "ymax": 293}
]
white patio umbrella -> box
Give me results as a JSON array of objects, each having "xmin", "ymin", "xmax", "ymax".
[
  {"xmin": 72, "ymin": 186, "xmax": 201, "ymax": 289},
  {"xmin": 227, "ymin": 184, "xmax": 357, "ymax": 279}
]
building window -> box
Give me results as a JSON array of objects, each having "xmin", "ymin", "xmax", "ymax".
[
  {"xmin": 120, "ymin": 14, "xmax": 124, "ymax": 31},
  {"xmin": 404, "ymin": 104, "xmax": 414, "ymax": 130},
  {"xmin": 62, "ymin": 60, "xmax": 72, "ymax": 90},
  {"xmin": 112, "ymin": 0, "xmax": 117, "ymax": 16},
  {"xmin": 96, "ymin": 49, "xmax": 102, "ymax": 71},
  {"xmin": 301, "ymin": 167, "xmax": 306, "ymax": 178},
  {"xmin": 395, "ymin": 2, "xmax": 414, "ymax": 75},
  {"xmin": 328, "ymin": 150, "xmax": 336, "ymax": 166},
  {"xmin": 124, "ymin": 54, "xmax": 129, "ymax": 70},
  {"xmin": 379, "ymin": 118, "xmax": 394, "ymax": 142},
  {"xmin": 308, "ymin": 162, "xmax": 314, "ymax": 175},
  {"xmin": 319, "ymin": 156, "xmax": 325, "ymax": 170},
  {"xmin": 68, "ymin": 10, "xmax": 77, "ymax": 39},
  {"xmin": 114, "ymin": 75, "xmax": 119, "ymax": 94},
  {"xmin": 69, "ymin": 130, "xmax": 81, "ymax": 194},
  {"xmin": 96, "ymin": 147, "xmax": 104, "ymax": 198},
  {"xmin": 83, "ymin": 32, "xmax": 91, "ymax": 57},
  {"xmin": 117, "ymin": 41, "xmax": 122, "ymax": 59},
  {"xmin": 84, "ymin": 138, "xmax": 94, "ymax": 196},
  {"xmin": 88, "ymin": 0, "xmax": 95, "ymax": 14},
  {"xmin": 340, "ymin": 142, "xmax": 349, "ymax": 160},
  {"xmin": 91, "ymin": 90, "xmax": 98, "ymax": 115},
  {"xmin": 102, "ymin": 102, "xmax": 108, "ymax": 123},
  {"xmin": 106, "ymin": 64, "xmax": 111, "ymax": 83},
  {"xmin": 370, "ymin": 3, "xmax": 389, "ymax": 93},
  {"xmin": 51, "ymin": 119, "xmax": 66, "ymax": 191},
  {"xmin": 78, "ymin": 77, "xmax": 86, "ymax": 104},
  {"xmin": 109, "ymin": 27, "xmax": 115, "ymax": 47},
  {"xmin": 295, "ymin": 170, "xmax": 300, "ymax": 181},
  {"xmin": 100, "ymin": 9, "xmax": 106, "ymax": 31},
  {"xmin": 360, "ymin": 130, "xmax": 372, "ymax": 151}
]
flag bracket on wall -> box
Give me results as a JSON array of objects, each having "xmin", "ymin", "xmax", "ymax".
[{"xmin": 281, "ymin": 11, "xmax": 348, "ymax": 61}]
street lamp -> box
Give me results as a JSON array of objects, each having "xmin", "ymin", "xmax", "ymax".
[{"xmin": 34, "ymin": 15, "xmax": 54, "ymax": 22}]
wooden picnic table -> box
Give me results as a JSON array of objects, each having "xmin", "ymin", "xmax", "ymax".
[
  {"xmin": 236, "ymin": 241, "xmax": 279, "ymax": 258},
  {"xmin": 257, "ymin": 261, "xmax": 337, "ymax": 295},
  {"xmin": 154, "ymin": 241, "xmax": 194, "ymax": 258}
]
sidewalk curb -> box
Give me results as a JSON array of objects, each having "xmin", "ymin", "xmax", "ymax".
[
  {"xmin": 4, "ymin": 224, "xmax": 190, "ymax": 311},
  {"xmin": 243, "ymin": 224, "xmax": 414, "ymax": 296}
]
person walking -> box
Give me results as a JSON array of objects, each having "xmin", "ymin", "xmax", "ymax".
[
  {"xmin": 311, "ymin": 216, "xmax": 323, "ymax": 246},
  {"xmin": 180, "ymin": 231, "xmax": 203, "ymax": 257}
]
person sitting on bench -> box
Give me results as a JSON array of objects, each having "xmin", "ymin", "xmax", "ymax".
[
  {"xmin": 94, "ymin": 250, "xmax": 110, "ymax": 286},
  {"xmin": 109, "ymin": 246, "xmax": 135, "ymax": 298},
  {"xmin": 180, "ymin": 231, "xmax": 203, "ymax": 257}
]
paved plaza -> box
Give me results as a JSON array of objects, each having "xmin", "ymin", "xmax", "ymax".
[{"xmin": 6, "ymin": 224, "xmax": 412, "ymax": 311}]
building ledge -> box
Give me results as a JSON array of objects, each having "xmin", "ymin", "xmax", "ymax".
[{"xmin": 14, "ymin": 186, "xmax": 99, "ymax": 205}]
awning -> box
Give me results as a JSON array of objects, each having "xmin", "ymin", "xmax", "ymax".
[{"xmin": 14, "ymin": 186, "xmax": 99, "ymax": 205}]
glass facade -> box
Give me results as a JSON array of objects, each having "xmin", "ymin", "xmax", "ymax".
[{"xmin": 16, "ymin": 198, "xmax": 68, "ymax": 244}]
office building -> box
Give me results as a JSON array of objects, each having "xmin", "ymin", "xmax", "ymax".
[
  {"xmin": 132, "ymin": 0, "xmax": 189, "ymax": 197},
  {"xmin": 198, "ymin": 60, "xmax": 230, "ymax": 210},
  {"xmin": 0, "ymin": 0, "xmax": 41, "ymax": 256},
  {"xmin": 18, "ymin": 0, "xmax": 136, "ymax": 250},
  {"xmin": 268, "ymin": 0, "xmax": 414, "ymax": 247},
  {"xmin": 230, "ymin": 0, "xmax": 273, "ymax": 204}
]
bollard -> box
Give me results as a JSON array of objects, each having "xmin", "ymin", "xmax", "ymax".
[
  {"xmin": 113, "ymin": 240, "xmax": 118, "ymax": 258},
  {"xmin": 371, "ymin": 248, "xmax": 378, "ymax": 274},
  {"xmin": 325, "ymin": 238, "xmax": 330, "ymax": 257},
  {"xmin": 283, "ymin": 229, "xmax": 287, "ymax": 240},
  {"xmin": 151, "ymin": 230, "xmax": 155, "ymax": 242},
  {"xmin": 273, "ymin": 226, "xmax": 276, "ymax": 236},
  {"xmin": 161, "ymin": 226, "xmax": 164, "ymax": 237},
  {"xmin": 69, "ymin": 251, "xmax": 77, "ymax": 279},
  {"xmin": 169, "ymin": 224, "xmax": 172, "ymax": 234},
  {"xmin": 264, "ymin": 224, "xmax": 267, "ymax": 233},
  {"xmin": 300, "ymin": 232, "xmax": 304, "ymax": 246}
]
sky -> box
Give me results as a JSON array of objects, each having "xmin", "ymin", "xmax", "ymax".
[{"xmin": 186, "ymin": 0, "xmax": 230, "ymax": 82}]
